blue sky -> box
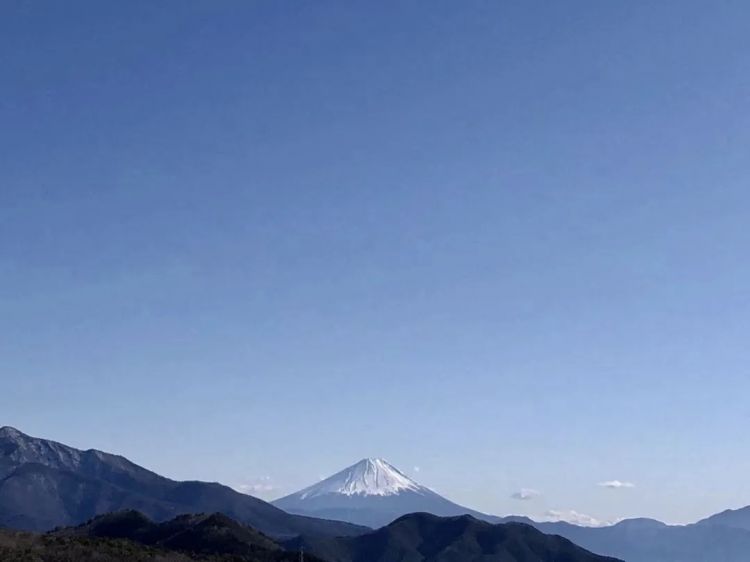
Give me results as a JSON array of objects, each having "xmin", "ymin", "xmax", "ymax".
[{"xmin": 2, "ymin": 1, "xmax": 750, "ymax": 525}]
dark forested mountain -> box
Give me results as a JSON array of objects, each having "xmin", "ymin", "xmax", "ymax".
[
  {"xmin": 0, "ymin": 426, "xmax": 365, "ymax": 539},
  {"xmin": 1, "ymin": 511, "xmax": 618, "ymax": 562},
  {"xmin": 0, "ymin": 511, "xmax": 324, "ymax": 561},
  {"xmin": 296, "ymin": 512, "xmax": 622, "ymax": 562},
  {"xmin": 53, "ymin": 510, "xmax": 324, "ymax": 561},
  {"xmin": 59, "ymin": 511, "xmax": 281, "ymax": 554},
  {"xmin": 0, "ymin": 527, "xmax": 197, "ymax": 561},
  {"xmin": 273, "ymin": 458, "xmax": 496, "ymax": 528}
]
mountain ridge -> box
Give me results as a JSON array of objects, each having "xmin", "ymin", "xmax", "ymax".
[
  {"xmin": 696, "ymin": 505, "xmax": 750, "ymax": 531},
  {"xmin": 0, "ymin": 426, "xmax": 366, "ymax": 539}
]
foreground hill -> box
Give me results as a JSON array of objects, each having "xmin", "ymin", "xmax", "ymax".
[
  {"xmin": 51, "ymin": 510, "xmax": 322, "ymax": 561},
  {"xmin": 274, "ymin": 458, "xmax": 497, "ymax": 528},
  {"xmin": 0, "ymin": 527, "xmax": 196, "ymax": 561},
  {"xmin": 297, "ymin": 512, "xmax": 622, "ymax": 562},
  {"xmin": 0, "ymin": 517, "xmax": 317, "ymax": 561},
  {"xmin": 0, "ymin": 426, "xmax": 365, "ymax": 539},
  {"xmin": 0, "ymin": 510, "xmax": 618, "ymax": 562}
]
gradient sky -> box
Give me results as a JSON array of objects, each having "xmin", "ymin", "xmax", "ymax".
[{"xmin": 2, "ymin": 1, "xmax": 750, "ymax": 526}]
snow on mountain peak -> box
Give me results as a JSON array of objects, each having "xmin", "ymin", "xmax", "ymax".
[{"xmin": 297, "ymin": 458, "xmax": 426, "ymax": 499}]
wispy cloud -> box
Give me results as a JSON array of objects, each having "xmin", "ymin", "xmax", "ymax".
[
  {"xmin": 413, "ymin": 466, "xmax": 421, "ymax": 473},
  {"xmin": 598, "ymin": 480, "xmax": 635, "ymax": 489},
  {"xmin": 511, "ymin": 488, "xmax": 541, "ymax": 501},
  {"xmin": 234, "ymin": 476, "xmax": 279, "ymax": 499},
  {"xmin": 541, "ymin": 510, "xmax": 610, "ymax": 528}
]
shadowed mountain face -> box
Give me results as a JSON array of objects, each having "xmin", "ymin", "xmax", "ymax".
[
  {"xmin": 0, "ymin": 427, "xmax": 365, "ymax": 539},
  {"xmin": 296, "ymin": 512, "xmax": 622, "ymax": 562},
  {"xmin": 273, "ymin": 458, "xmax": 496, "ymax": 528}
]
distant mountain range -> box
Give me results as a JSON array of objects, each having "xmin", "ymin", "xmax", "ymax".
[
  {"xmin": 5, "ymin": 426, "xmax": 750, "ymax": 561},
  {"xmin": 276, "ymin": 456, "xmax": 750, "ymax": 562},
  {"xmin": 496, "ymin": 515, "xmax": 750, "ymax": 562},
  {"xmin": 0, "ymin": 426, "xmax": 363, "ymax": 539}
]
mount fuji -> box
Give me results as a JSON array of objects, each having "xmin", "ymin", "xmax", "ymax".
[{"xmin": 272, "ymin": 458, "xmax": 497, "ymax": 528}]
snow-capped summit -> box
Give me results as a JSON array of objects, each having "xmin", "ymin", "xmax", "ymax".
[
  {"xmin": 273, "ymin": 457, "xmax": 494, "ymax": 528},
  {"xmin": 298, "ymin": 458, "xmax": 426, "ymax": 499}
]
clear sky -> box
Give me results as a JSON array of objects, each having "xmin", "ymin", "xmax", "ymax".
[{"xmin": 2, "ymin": 1, "xmax": 750, "ymax": 526}]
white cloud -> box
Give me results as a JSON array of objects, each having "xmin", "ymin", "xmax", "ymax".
[
  {"xmin": 234, "ymin": 476, "xmax": 279, "ymax": 499},
  {"xmin": 541, "ymin": 509, "xmax": 609, "ymax": 528},
  {"xmin": 511, "ymin": 488, "xmax": 541, "ymax": 501},
  {"xmin": 413, "ymin": 466, "xmax": 421, "ymax": 473},
  {"xmin": 598, "ymin": 480, "xmax": 635, "ymax": 489}
]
